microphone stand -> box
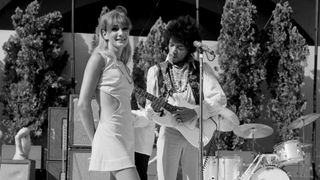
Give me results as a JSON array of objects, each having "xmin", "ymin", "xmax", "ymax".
[
  {"xmin": 195, "ymin": 0, "xmax": 204, "ymax": 179},
  {"xmin": 313, "ymin": 0, "xmax": 319, "ymax": 179},
  {"xmin": 198, "ymin": 47, "xmax": 204, "ymax": 180}
]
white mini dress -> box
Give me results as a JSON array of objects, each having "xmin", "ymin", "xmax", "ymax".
[{"xmin": 89, "ymin": 51, "xmax": 135, "ymax": 171}]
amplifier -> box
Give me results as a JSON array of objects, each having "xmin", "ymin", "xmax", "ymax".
[
  {"xmin": 68, "ymin": 94, "xmax": 99, "ymax": 147},
  {"xmin": 0, "ymin": 159, "xmax": 35, "ymax": 180},
  {"xmin": 46, "ymin": 160, "xmax": 65, "ymax": 180},
  {"xmin": 1, "ymin": 145, "xmax": 42, "ymax": 169},
  {"xmin": 47, "ymin": 107, "xmax": 68, "ymax": 160}
]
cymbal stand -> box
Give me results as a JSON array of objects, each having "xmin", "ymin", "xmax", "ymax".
[
  {"xmin": 215, "ymin": 115, "xmax": 222, "ymax": 180},
  {"xmin": 239, "ymin": 153, "xmax": 261, "ymax": 180},
  {"xmin": 299, "ymin": 120, "xmax": 308, "ymax": 178},
  {"xmin": 301, "ymin": 119, "xmax": 306, "ymax": 142},
  {"xmin": 250, "ymin": 128, "xmax": 257, "ymax": 153}
]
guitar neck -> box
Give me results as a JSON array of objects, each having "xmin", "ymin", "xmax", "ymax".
[{"xmin": 134, "ymin": 87, "xmax": 177, "ymax": 112}]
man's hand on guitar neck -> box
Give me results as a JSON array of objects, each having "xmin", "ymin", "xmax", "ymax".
[{"xmin": 150, "ymin": 96, "xmax": 167, "ymax": 115}]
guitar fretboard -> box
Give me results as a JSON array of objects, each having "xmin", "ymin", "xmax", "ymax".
[{"xmin": 134, "ymin": 87, "xmax": 178, "ymax": 112}]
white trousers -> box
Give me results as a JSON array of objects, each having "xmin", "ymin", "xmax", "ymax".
[{"xmin": 156, "ymin": 127, "xmax": 199, "ymax": 180}]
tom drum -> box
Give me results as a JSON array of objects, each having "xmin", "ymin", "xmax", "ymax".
[{"xmin": 273, "ymin": 139, "xmax": 304, "ymax": 166}]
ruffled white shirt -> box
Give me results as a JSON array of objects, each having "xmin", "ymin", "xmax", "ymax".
[{"xmin": 145, "ymin": 60, "xmax": 229, "ymax": 131}]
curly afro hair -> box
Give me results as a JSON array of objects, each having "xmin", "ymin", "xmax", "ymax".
[{"xmin": 164, "ymin": 15, "xmax": 201, "ymax": 54}]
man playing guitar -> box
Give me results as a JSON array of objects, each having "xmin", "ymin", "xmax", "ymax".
[{"xmin": 145, "ymin": 15, "xmax": 228, "ymax": 180}]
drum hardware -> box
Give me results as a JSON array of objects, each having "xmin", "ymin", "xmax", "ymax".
[
  {"xmin": 284, "ymin": 113, "xmax": 316, "ymax": 166},
  {"xmin": 202, "ymin": 110, "xmax": 241, "ymax": 180},
  {"xmin": 203, "ymin": 155, "xmax": 243, "ymax": 180},
  {"xmin": 239, "ymin": 154, "xmax": 262, "ymax": 180},
  {"xmin": 287, "ymin": 114, "xmax": 317, "ymax": 179},
  {"xmin": 273, "ymin": 139, "xmax": 305, "ymax": 167},
  {"xmin": 233, "ymin": 123, "xmax": 274, "ymax": 139},
  {"xmin": 239, "ymin": 153, "xmax": 285, "ymax": 180},
  {"xmin": 211, "ymin": 106, "xmax": 240, "ymax": 132},
  {"xmin": 233, "ymin": 123, "xmax": 273, "ymax": 152},
  {"xmin": 287, "ymin": 113, "xmax": 320, "ymax": 129},
  {"xmin": 249, "ymin": 165, "xmax": 291, "ymax": 180}
]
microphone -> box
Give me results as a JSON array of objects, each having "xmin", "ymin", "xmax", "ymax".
[{"xmin": 193, "ymin": 41, "xmax": 215, "ymax": 56}]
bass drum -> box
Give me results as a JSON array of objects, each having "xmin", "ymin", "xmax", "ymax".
[
  {"xmin": 203, "ymin": 155, "xmax": 243, "ymax": 180},
  {"xmin": 250, "ymin": 166, "xmax": 290, "ymax": 180}
]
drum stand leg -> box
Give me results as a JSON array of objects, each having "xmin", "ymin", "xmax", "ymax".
[
  {"xmin": 239, "ymin": 154, "xmax": 261, "ymax": 180},
  {"xmin": 239, "ymin": 154, "xmax": 279, "ymax": 180}
]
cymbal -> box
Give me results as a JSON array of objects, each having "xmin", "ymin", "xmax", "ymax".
[
  {"xmin": 210, "ymin": 106, "xmax": 240, "ymax": 132},
  {"xmin": 288, "ymin": 113, "xmax": 320, "ymax": 129},
  {"xmin": 233, "ymin": 123, "xmax": 273, "ymax": 139}
]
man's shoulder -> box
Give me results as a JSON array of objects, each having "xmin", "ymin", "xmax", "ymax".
[
  {"xmin": 149, "ymin": 61, "xmax": 168, "ymax": 72},
  {"xmin": 157, "ymin": 61, "xmax": 170, "ymax": 72}
]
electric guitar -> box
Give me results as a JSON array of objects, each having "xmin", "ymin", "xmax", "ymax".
[{"xmin": 134, "ymin": 87, "xmax": 217, "ymax": 148}]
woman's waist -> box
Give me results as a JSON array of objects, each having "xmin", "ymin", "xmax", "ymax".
[
  {"xmin": 99, "ymin": 112, "xmax": 135, "ymax": 125},
  {"xmin": 97, "ymin": 90, "xmax": 132, "ymax": 106},
  {"xmin": 99, "ymin": 107, "xmax": 133, "ymax": 117},
  {"xmin": 98, "ymin": 85, "xmax": 133, "ymax": 97}
]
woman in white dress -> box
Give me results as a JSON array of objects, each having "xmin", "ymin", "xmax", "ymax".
[{"xmin": 77, "ymin": 6, "xmax": 140, "ymax": 180}]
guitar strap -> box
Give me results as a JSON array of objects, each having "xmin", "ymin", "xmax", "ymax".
[
  {"xmin": 156, "ymin": 61, "xmax": 173, "ymax": 97},
  {"xmin": 189, "ymin": 60, "xmax": 200, "ymax": 105}
]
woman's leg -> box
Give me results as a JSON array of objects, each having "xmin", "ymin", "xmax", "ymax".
[{"xmin": 111, "ymin": 167, "xmax": 141, "ymax": 180}]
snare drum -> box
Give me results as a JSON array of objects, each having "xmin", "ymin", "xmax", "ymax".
[
  {"xmin": 203, "ymin": 155, "xmax": 243, "ymax": 180},
  {"xmin": 273, "ymin": 139, "xmax": 304, "ymax": 166},
  {"xmin": 250, "ymin": 166, "xmax": 290, "ymax": 180}
]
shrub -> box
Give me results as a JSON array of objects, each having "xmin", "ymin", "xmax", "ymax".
[
  {"xmin": 0, "ymin": 0, "xmax": 72, "ymax": 143},
  {"xmin": 217, "ymin": 0, "xmax": 265, "ymax": 150},
  {"xmin": 265, "ymin": 1, "xmax": 308, "ymax": 142}
]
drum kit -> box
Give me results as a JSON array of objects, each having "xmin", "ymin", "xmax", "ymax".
[{"xmin": 204, "ymin": 110, "xmax": 320, "ymax": 180}]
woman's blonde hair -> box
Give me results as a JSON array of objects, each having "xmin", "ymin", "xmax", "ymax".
[{"xmin": 94, "ymin": 6, "xmax": 132, "ymax": 64}]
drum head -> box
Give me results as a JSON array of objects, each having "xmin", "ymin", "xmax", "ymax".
[
  {"xmin": 250, "ymin": 166, "xmax": 290, "ymax": 180},
  {"xmin": 203, "ymin": 156, "xmax": 243, "ymax": 180}
]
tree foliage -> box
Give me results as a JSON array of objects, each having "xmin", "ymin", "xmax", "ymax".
[
  {"xmin": 0, "ymin": 0, "xmax": 72, "ymax": 143},
  {"xmin": 217, "ymin": 0, "xmax": 308, "ymax": 149},
  {"xmin": 132, "ymin": 17, "xmax": 167, "ymax": 107},
  {"xmin": 217, "ymin": 0, "xmax": 265, "ymax": 150},
  {"xmin": 265, "ymin": 2, "xmax": 308, "ymax": 142}
]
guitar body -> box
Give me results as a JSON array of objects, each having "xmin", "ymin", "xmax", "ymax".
[
  {"xmin": 134, "ymin": 87, "xmax": 216, "ymax": 148},
  {"xmin": 152, "ymin": 98, "xmax": 216, "ymax": 148}
]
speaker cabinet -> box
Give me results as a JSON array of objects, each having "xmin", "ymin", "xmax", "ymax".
[
  {"xmin": 0, "ymin": 159, "xmax": 35, "ymax": 180},
  {"xmin": 68, "ymin": 94, "xmax": 99, "ymax": 147},
  {"xmin": 46, "ymin": 160, "xmax": 65, "ymax": 180},
  {"xmin": 67, "ymin": 148, "xmax": 109, "ymax": 180},
  {"xmin": 47, "ymin": 107, "xmax": 68, "ymax": 160}
]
